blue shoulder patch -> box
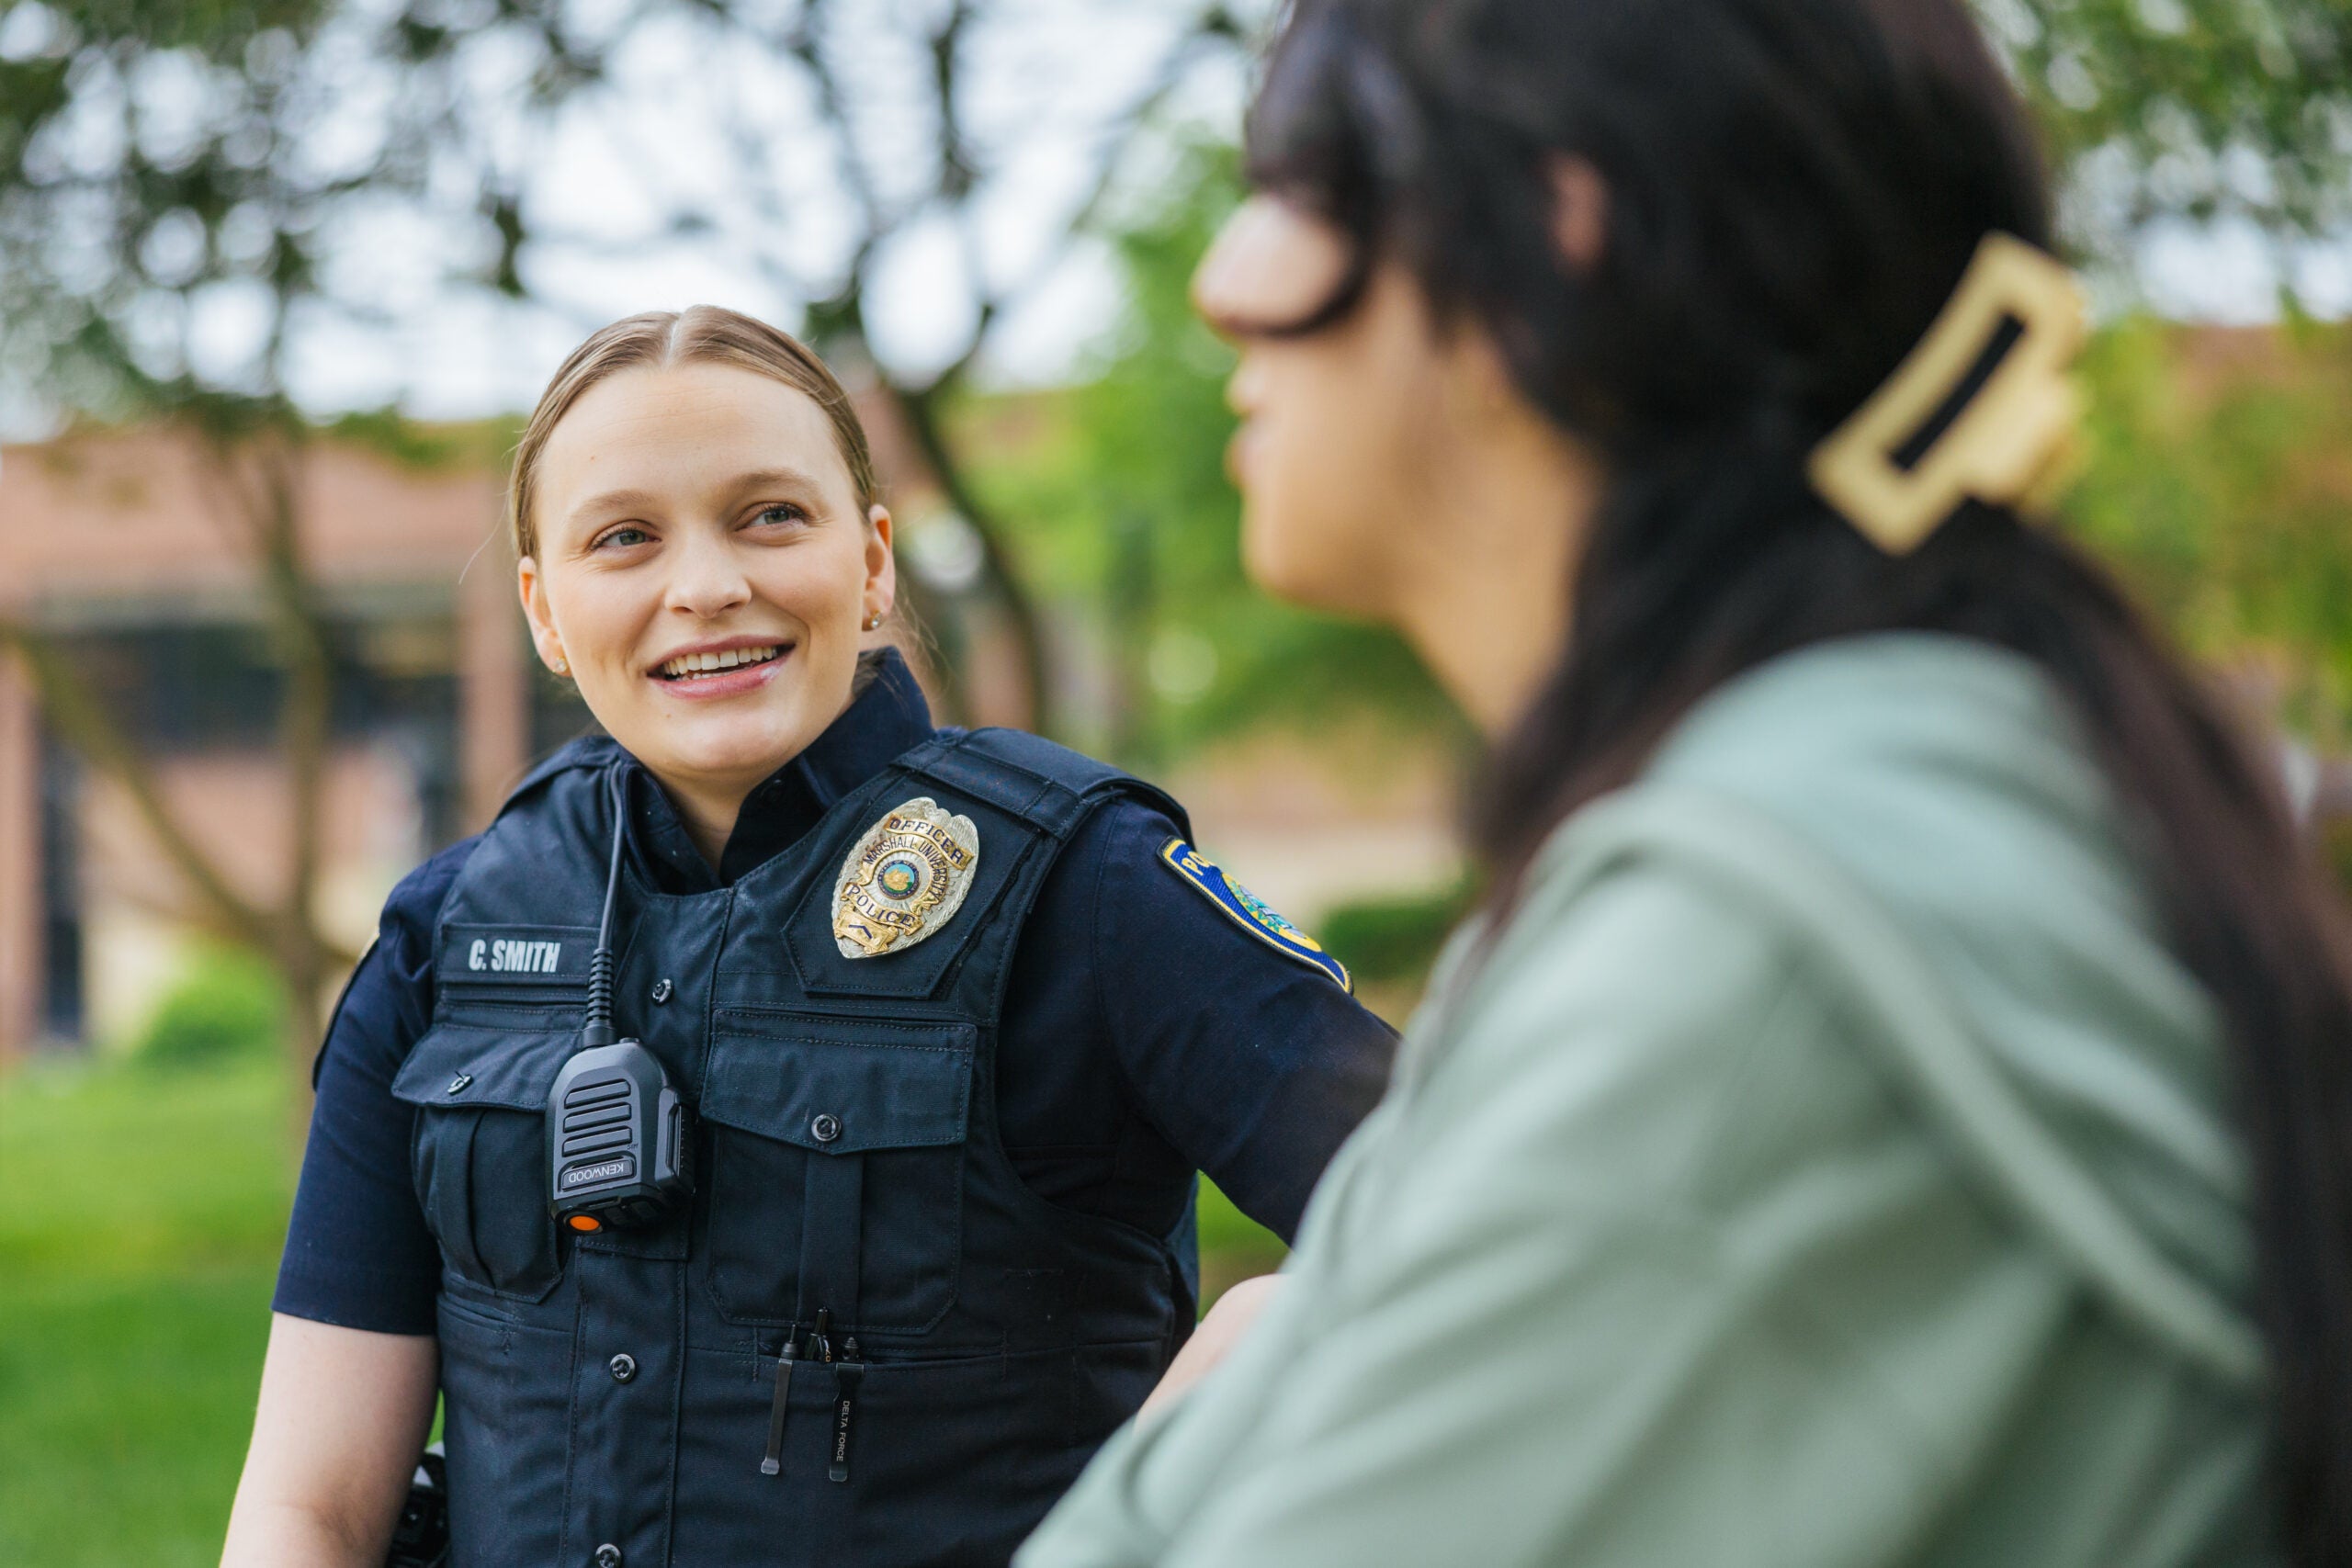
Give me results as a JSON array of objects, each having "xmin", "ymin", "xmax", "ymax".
[{"xmin": 1159, "ymin": 838, "xmax": 1351, "ymax": 994}]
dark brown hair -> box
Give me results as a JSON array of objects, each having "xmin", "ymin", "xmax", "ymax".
[{"xmin": 1249, "ymin": 1, "xmax": 2352, "ymax": 1558}]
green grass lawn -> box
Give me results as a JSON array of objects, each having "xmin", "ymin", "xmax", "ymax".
[
  {"xmin": 0, "ymin": 1059, "xmax": 291, "ymax": 1567},
  {"xmin": 1197, "ymin": 1175, "xmax": 1287, "ymax": 1305},
  {"xmin": 0, "ymin": 1056, "xmax": 1285, "ymax": 1565}
]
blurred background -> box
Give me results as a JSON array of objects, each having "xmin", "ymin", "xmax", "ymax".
[{"xmin": 1, "ymin": 0, "xmax": 2348, "ymax": 1560}]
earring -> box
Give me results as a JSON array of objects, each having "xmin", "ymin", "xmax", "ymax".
[
  {"xmin": 864, "ymin": 612, "xmax": 883, "ymax": 631},
  {"xmin": 550, "ymin": 657, "xmax": 569, "ymax": 675}
]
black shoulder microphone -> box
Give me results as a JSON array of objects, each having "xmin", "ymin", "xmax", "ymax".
[{"xmin": 547, "ymin": 771, "xmax": 693, "ymax": 1234}]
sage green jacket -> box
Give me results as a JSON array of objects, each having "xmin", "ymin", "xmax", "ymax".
[{"xmin": 1019, "ymin": 634, "xmax": 2271, "ymax": 1568}]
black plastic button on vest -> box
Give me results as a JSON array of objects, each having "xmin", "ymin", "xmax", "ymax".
[
  {"xmin": 399, "ymin": 729, "xmax": 1195, "ymax": 1568},
  {"xmin": 608, "ymin": 1353, "xmax": 637, "ymax": 1383}
]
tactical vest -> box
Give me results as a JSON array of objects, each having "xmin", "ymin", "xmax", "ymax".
[{"xmin": 390, "ymin": 729, "xmax": 1198, "ymax": 1568}]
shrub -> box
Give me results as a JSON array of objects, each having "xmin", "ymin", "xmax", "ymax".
[
  {"xmin": 133, "ymin": 945, "xmax": 287, "ymax": 1071},
  {"xmin": 1318, "ymin": 881, "xmax": 1475, "ymax": 988}
]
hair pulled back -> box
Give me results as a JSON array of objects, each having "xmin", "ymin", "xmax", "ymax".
[
  {"xmin": 509, "ymin": 305, "xmax": 880, "ymax": 559},
  {"xmin": 1249, "ymin": 1, "xmax": 2352, "ymax": 1559}
]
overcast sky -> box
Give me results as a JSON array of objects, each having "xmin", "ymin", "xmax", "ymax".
[
  {"xmin": 9, "ymin": 0, "xmax": 2349, "ymax": 434},
  {"xmin": 259, "ymin": 0, "xmax": 2351, "ymax": 425}
]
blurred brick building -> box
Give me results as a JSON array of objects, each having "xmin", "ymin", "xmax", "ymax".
[
  {"xmin": 0, "ymin": 393, "xmax": 1004, "ymax": 1063},
  {"xmin": 0, "ymin": 411, "xmax": 1465, "ymax": 1063},
  {"xmin": 0, "ymin": 429, "xmax": 577, "ymax": 1059}
]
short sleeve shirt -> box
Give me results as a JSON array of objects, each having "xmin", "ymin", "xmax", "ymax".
[{"xmin": 274, "ymin": 651, "xmax": 1397, "ymax": 1334}]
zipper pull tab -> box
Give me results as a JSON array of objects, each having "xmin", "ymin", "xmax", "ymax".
[
  {"xmin": 829, "ymin": 1337, "xmax": 864, "ymax": 1484},
  {"xmin": 761, "ymin": 1337, "xmax": 797, "ymax": 1476},
  {"xmin": 808, "ymin": 1307, "xmax": 834, "ymax": 1364}
]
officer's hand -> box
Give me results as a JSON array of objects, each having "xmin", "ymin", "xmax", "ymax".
[{"xmin": 1141, "ymin": 1273, "xmax": 1284, "ymax": 1418}]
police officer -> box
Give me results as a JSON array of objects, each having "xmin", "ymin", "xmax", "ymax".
[{"xmin": 221, "ymin": 306, "xmax": 1396, "ymax": 1568}]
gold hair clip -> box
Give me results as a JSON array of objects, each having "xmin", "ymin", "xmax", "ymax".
[{"xmin": 1808, "ymin": 231, "xmax": 2087, "ymax": 556}]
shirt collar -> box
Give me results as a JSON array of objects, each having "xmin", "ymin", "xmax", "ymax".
[{"xmin": 628, "ymin": 648, "xmax": 934, "ymax": 891}]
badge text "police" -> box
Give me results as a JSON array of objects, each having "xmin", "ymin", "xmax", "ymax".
[{"xmin": 469, "ymin": 938, "xmax": 563, "ymax": 974}]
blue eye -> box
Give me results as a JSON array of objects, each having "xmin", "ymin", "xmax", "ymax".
[
  {"xmin": 753, "ymin": 504, "xmax": 807, "ymax": 528},
  {"xmin": 596, "ymin": 525, "xmax": 650, "ymax": 550}
]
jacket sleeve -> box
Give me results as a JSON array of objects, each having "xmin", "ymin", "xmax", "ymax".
[
  {"xmin": 1022, "ymin": 853, "xmax": 2077, "ymax": 1568},
  {"xmin": 273, "ymin": 838, "xmax": 481, "ymax": 1335},
  {"xmin": 1086, "ymin": 802, "xmax": 1397, "ymax": 1243}
]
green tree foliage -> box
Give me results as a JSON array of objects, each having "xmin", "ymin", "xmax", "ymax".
[
  {"xmin": 0, "ymin": 0, "xmax": 1251, "ymax": 744},
  {"xmin": 0, "ymin": 0, "xmax": 594, "ymax": 418},
  {"xmin": 1992, "ymin": 0, "xmax": 2352, "ymax": 238},
  {"xmin": 131, "ymin": 942, "xmax": 288, "ymax": 1070},
  {"xmin": 976, "ymin": 141, "xmax": 2352, "ymax": 795},
  {"xmin": 2066, "ymin": 316, "xmax": 2352, "ymax": 744},
  {"xmin": 2063, "ymin": 315, "xmax": 2352, "ymax": 883}
]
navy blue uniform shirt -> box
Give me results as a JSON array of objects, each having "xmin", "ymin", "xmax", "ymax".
[{"xmin": 275, "ymin": 652, "xmax": 1397, "ymax": 1334}]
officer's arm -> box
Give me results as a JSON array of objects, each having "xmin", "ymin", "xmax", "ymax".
[
  {"xmin": 221, "ymin": 1314, "xmax": 437, "ymax": 1568},
  {"xmin": 1142, "ymin": 1274, "xmax": 1285, "ymax": 1416},
  {"xmin": 1096, "ymin": 812, "xmax": 1397, "ymax": 1243}
]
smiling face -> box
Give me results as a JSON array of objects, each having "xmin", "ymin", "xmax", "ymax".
[{"xmin": 517, "ymin": 361, "xmax": 895, "ymax": 818}]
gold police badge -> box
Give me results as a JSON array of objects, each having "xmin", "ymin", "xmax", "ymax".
[{"xmin": 832, "ymin": 797, "xmax": 981, "ymax": 959}]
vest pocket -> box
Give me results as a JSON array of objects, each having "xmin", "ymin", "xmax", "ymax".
[
  {"xmin": 700, "ymin": 1014, "xmax": 978, "ymax": 1334},
  {"xmin": 391, "ymin": 1021, "xmax": 579, "ymax": 1302}
]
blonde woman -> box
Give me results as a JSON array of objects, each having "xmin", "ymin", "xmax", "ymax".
[{"xmin": 222, "ymin": 308, "xmax": 1394, "ymax": 1568}]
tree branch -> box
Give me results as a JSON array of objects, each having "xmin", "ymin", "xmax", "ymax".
[
  {"xmin": 917, "ymin": 3, "xmax": 1239, "ymax": 399},
  {"xmin": 2316, "ymin": 757, "xmax": 2352, "ymax": 825},
  {"xmin": 195, "ymin": 428, "xmax": 351, "ymax": 1019},
  {"xmin": 2, "ymin": 426, "xmax": 361, "ymax": 1004},
  {"xmin": 890, "ymin": 380, "xmax": 1052, "ymax": 732},
  {"xmin": 250, "ymin": 437, "xmax": 335, "ymax": 947},
  {"xmin": 0, "ymin": 620, "xmax": 278, "ymax": 953}
]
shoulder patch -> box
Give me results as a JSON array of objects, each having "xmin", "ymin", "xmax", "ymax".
[{"xmin": 1159, "ymin": 838, "xmax": 1351, "ymax": 993}]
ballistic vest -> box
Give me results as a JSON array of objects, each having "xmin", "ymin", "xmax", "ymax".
[{"xmin": 390, "ymin": 728, "xmax": 1197, "ymax": 1568}]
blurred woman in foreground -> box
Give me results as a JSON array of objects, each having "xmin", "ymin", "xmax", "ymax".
[{"xmin": 1019, "ymin": 0, "xmax": 2352, "ymax": 1563}]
